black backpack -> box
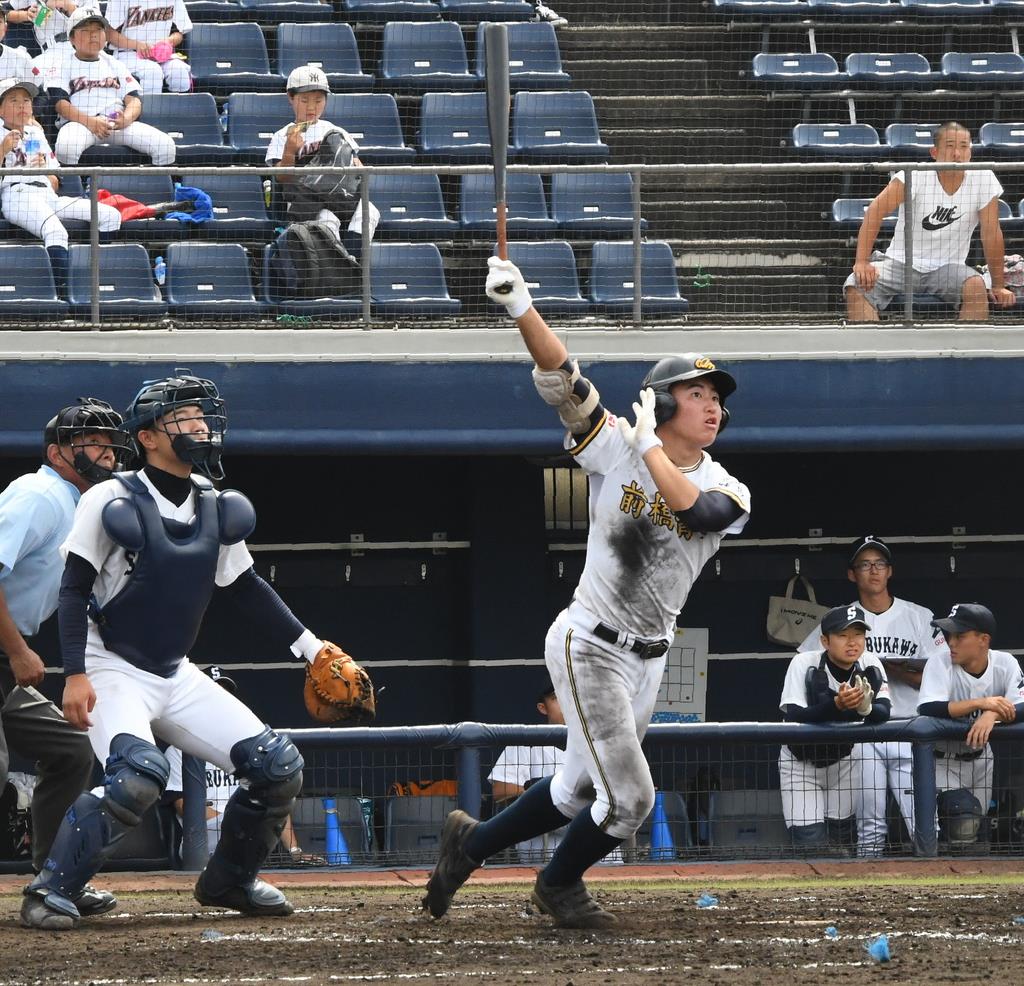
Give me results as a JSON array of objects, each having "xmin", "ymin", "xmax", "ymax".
[
  {"xmin": 267, "ymin": 221, "xmax": 361, "ymax": 299},
  {"xmin": 284, "ymin": 127, "xmax": 362, "ymax": 226}
]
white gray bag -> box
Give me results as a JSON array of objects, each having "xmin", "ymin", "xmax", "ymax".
[{"xmin": 766, "ymin": 575, "xmax": 830, "ymax": 647}]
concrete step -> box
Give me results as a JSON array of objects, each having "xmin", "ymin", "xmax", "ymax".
[{"xmin": 565, "ymin": 57, "xmax": 711, "ymax": 97}]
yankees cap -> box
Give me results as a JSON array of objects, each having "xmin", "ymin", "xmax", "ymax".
[
  {"xmin": 931, "ymin": 603, "xmax": 996, "ymax": 637},
  {"xmin": 68, "ymin": 7, "xmax": 109, "ymax": 31},
  {"xmin": 848, "ymin": 534, "xmax": 892, "ymax": 566},
  {"xmin": 821, "ymin": 604, "xmax": 872, "ymax": 634},
  {"xmin": 204, "ymin": 665, "xmax": 238, "ymax": 694},
  {"xmin": 287, "ymin": 64, "xmax": 330, "ymax": 94},
  {"xmin": 536, "ymin": 677, "xmax": 557, "ymax": 703},
  {"xmin": 0, "ymin": 78, "xmax": 39, "ymax": 100}
]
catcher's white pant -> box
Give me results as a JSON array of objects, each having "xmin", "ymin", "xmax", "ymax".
[
  {"xmin": 857, "ymin": 740, "xmax": 915, "ymax": 856},
  {"xmin": 1, "ymin": 184, "xmax": 121, "ymax": 249},
  {"xmin": 545, "ymin": 604, "xmax": 664, "ymax": 840},
  {"xmin": 779, "ymin": 745, "xmax": 861, "ymax": 827},
  {"xmin": 84, "ymin": 652, "xmax": 264, "ymax": 774},
  {"xmin": 55, "ymin": 121, "xmax": 176, "ymax": 166},
  {"xmin": 114, "ymin": 51, "xmax": 193, "ymax": 94},
  {"xmin": 935, "ymin": 745, "xmax": 993, "ymax": 812}
]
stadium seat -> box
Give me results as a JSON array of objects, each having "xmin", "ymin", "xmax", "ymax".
[
  {"xmin": 0, "ymin": 245, "xmax": 69, "ymax": 319},
  {"xmin": 327, "ymin": 93, "xmax": 417, "ymax": 163},
  {"xmin": 144, "ymin": 93, "xmax": 234, "ymax": 165},
  {"xmin": 342, "ymin": 0, "xmax": 440, "ymax": 21},
  {"xmin": 194, "ymin": 173, "xmax": 275, "ymax": 239},
  {"xmin": 899, "ymin": 0, "xmax": 991, "ymax": 13},
  {"xmin": 845, "ymin": 52, "xmax": 934, "ymax": 88},
  {"xmin": 511, "ymin": 91, "xmax": 610, "ymax": 162},
  {"xmin": 277, "ymin": 23, "xmax": 374, "ymax": 91},
  {"xmin": 187, "ymin": 23, "xmax": 284, "ymax": 97},
  {"xmin": 831, "ymin": 198, "xmax": 898, "ymax": 230},
  {"xmin": 458, "ymin": 172, "xmax": 558, "ymax": 235},
  {"xmin": 992, "ymin": 0, "xmax": 1024, "ymax": 8},
  {"xmin": 549, "ymin": 172, "xmax": 648, "ymax": 237},
  {"xmin": 884, "ymin": 122, "xmax": 938, "ymax": 157},
  {"xmin": 436, "ymin": 0, "xmax": 534, "ymax": 21},
  {"xmin": 751, "ymin": 52, "xmax": 842, "ymax": 88},
  {"xmin": 186, "ymin": 0, "xmax": 240, "ymax": 20},
  {"xmin": 260, "ymin": 244, "xmax": 364, "ymax": 320},
  {"xmin": 807, "ymin": 0, "xmax": 895, "ymax": 13},
  {"xmin": 370, "ymin": 242, "xmax": 461, "ymax": 317},
  {"xmin": 68, "ymin": 244, "xmax": 168, "ymax": 320},
  {"xmin": 367, "ymin": 173, "xmax": 460, "ymax": 238},
  {"xmin": 997, "ymin": 198, "xmax": 1024, "ymax": 231},
  {"xmin": 165, "ymin": 243, "xmax": 267, "ymax": 320},
  {"xmin": 979, "ymin": 121, "xmax": 1024, "ymax": 155},
  {"xmin": 227, "ymin": 93, "xmax": 296, "ymax": 162},
  {"xmin": 90, "ymin": 173, "xmax": 183, "ymax": 242},
  {"xmin": 383, "ymin": 795, "xmax": 457, "ymax": 858},
  {"xmin": 941, "ymin": 52, "xmax": 1024, "ymax": 84},
  {"xmin": 712, "ymin": 0, "xmax": 808, "ymax": 12},
  {"xmin": 473, "ymin": 21, "xmax": 571, "ymax": 90},
  {"xmin": 236, "ymin": 0, "xmax": 326, "ymax": 25},
  {"xmin": 380, "ymin": 21, "xmax": 477, "ymax": 91},
  {"xmin": 418, "ymin": 92, "xmax": 493, "ymax": 161},
  {"xmin": 503, "ymin": 241, "xmax": 589, "ymax": 315},
  {"xmin": 588, "ymin": 240, "xmax": 690, "ymax": 317},
  {"xmin": 792, "ymin": 122, "xmax": 883, "ymax": 157}
]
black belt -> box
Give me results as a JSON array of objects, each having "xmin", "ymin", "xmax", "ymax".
[
  {"xmin": 593, "ymin": 623, "xmax": 669, "ymax": 660},
  {"xmin": 936, "ymin": 749, "xmax": 983, "ymax": 762}
]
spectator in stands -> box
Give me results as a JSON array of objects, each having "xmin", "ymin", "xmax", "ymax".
[
  {"xmin": 779, "ymin": 604, "xmax": 891, "ymax": 855},
  {"xmin": 6, "ymin": 0, "xmax": 95, "ymax": 63},
  {"xmin": 266, "ymin": 64, "xmax": 378, "ymax": 257},
  {"xmin": 0, "ymin": 77, "xmax": 121, "ymax": 296},
  {"xmin": 0, "ymin": 8, "xmax": 33, "ymax": 80},
  {"xmin": 43, "ymin": 8, "xmax": 176, "ymax": 167},
  {"xmin": 918, "ymin": 604, "xmax": 1024, "ymax": 848},
  {"xmin": 797, "ymin": 536, "xmax": 949, "ymax": 857},
  {"xmin": 103, "ymin": 0, "xmax": 193, "ymax": 95},
  {"xmin": 533, "ymin": 1, "xmax": 567, "ymax": 26},
  {"xmin": 845, "ymin": 121, "xmax": 1016, "ymax": 322}
]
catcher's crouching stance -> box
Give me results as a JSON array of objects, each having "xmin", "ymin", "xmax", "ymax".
[{"xmin": 22, "ymin": 371, "xmax": 374, "ymax": 931}]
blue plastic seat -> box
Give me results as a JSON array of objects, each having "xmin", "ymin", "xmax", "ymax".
[
  {"xmin": 91, "ymin": 173, "xmax": 185, "ymax": 243},
  {"xmin": 68, "ymin": 244, "xmax": 168, "ymax": 320},
  {"xmin": 807, "ymin": 0, "xmax": 894, "ymax": 12},
  {"xmin": 458, "ymin": 172, "xmax": 558, "ymax": 235},
  {"xmin": 830, "ymin": 198, "xmax": 898, "ymax": 229},
  {"xmin": 588, "ymin": 241, "xmax": 690, "ymax": 317},
  {"xmin": 187, "ymin": 23, "xmax": 284, "ymax": 97},
  {"xmin": 979, "ymin": 121, "xmax": 1024, "ymax": 154},
  {"xmin": 884, "ymin": 122, "xmax": 938, "ymax": 157},
  {"xmin": 236, "ymin": 0, "xmax": 326, "ymax": 24},
  {"xmin": 197, "ymin": 173, "xmax": 275, "ymax": 239},
  {"xmin": 144, "ymin": 93, "xmax": 234, "ymax": 164},
  {"xmin": 845, "ymin": 52, "xmax": 934, "ymax": 87},
  {"xmin": 941, "ymin": 51, "xmax": 1024, "ymax": 83},
  {"xmin": 997, "ymin": 198, "xmax": 1024, "ymax": 231},
  {"xmin": 550, "ymin": 172, "xmax": 648, "ymax": 237},
  {"xmin": 367, "ymin": 173, "xmax": 459, "ymax": 238},
  {"xmin": 327, "ymin": 93, "xmax": 416, "ymax": 163},
  {"xmin": 503, "ymin": 241, "xmax": 589, "ymax": 315},
  {"xmin": 752, "ymin": 52, "xmax": 842, "ymax": 88},
  {"xmin": 713, "ymin": 0, "xmax": 808, "ymax": 12},
  {"xmin": 511, "ymin": 91, "xmax": 610, "ymax": 162},
  {"xmin": 899, "ymin": 0, "xmax": 991, "ymax": 13},
  {"xmin": 185, "ymin": 0, "xmax": 240, "ymax": 20},
  {"xmin": 473, "ymin": 22, "xmax": 571, "ymax": 90},
  {"xmin": 342, "ymin": 0, "xmax": 439, "ymax": 20},
  {"xmin": 165, "ymin": 243, "xmax": 266, "ymax": 320},
  {"xmin": 381, "ymin": 21, "xmax": 477, "ymax": 91},
  {"xmin": 436, "ymin": 0, "xmax": 534, "ymax": 21},
  {"xmin": 227, "ymin": 93, "xmax": 295, "ymax": 162},
  {"xmin": 792, "ymin": 122, "xmax": 883, "ymax": 157},
  {"xmin": 418, "ymin": 92, "xmax": 492, "ymax": 161},
  {"xmin": 370, "ymin": 242, "xmax": 461, "ymax": 317},
  {"xmin": 0, "ymin": 245, "xmax": 69, "ymax": 319},
  {"xmin": 277, "ymin": 23, "xmax": 374, "ymax": 91}
]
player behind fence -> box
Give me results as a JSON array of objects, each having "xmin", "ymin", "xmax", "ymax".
[{"xmin": 424, "ymin": 258, "xmax": 750, "ymax": 929}]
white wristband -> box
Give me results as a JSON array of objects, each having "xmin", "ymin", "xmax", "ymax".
[
  {"xmin": 290, "ymin": 628, "xmax": 322, "ymax": 664},
  {"xmin": 636, "ymin": 433, "xmax": 663, "ymax": 457}
]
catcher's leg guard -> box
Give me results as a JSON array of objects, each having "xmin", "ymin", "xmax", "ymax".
[{"xmin": 196, "ymin": 727, "xmax": 303, "ymax": 914}]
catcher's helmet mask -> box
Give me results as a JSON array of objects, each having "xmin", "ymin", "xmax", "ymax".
[
  {"xmin": 124, "ymin": 370, "xmax": 227, "ymax": 481},
  {"xmin": 43, "ymin": 398, "xmax": 131, "ymax": 485},
  {"xmin": 642, "ymin": 354, "xmax": 736, "ymax": 434}
]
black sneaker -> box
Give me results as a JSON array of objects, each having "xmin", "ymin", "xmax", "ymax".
[
  {"xmin": 73, "ymin": 884, "xmax": 118, "ymax": 917},
  {"xmin": 530, "ymin": 874, "xmax": 617, "ymax": 929},
  {"xmin": 422, "ymin": 810, "xmax": 480, "ymax": 918},
  {"xmin": 194, "ymin": 873, "xmax": 294, "ymax": 917}
]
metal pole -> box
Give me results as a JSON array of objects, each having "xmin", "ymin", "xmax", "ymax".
[
  {"xmin": 89, "ymin": 181, "xmax": 100, "ymax": 328},
  {"xmin": 455, "ymin": 746, "xmax": 482, "ymax": 818},
  {"xmin": 181, "ymin": 753, "xmax": 209, "ymax": 871},
  {"xmin": 911, "ymin": 739, "xmax": 937, "ymax": 857},
  {"xmin": 902, "ymin": 167, "xmax": 914, "ymax": 327},
  {"xmin": 632, "ymin": 167, "xmax": 643, "ymax": 329},
  {"xmin": 360, "ymin": 174, "xmax": 371, "ymax": 328}
]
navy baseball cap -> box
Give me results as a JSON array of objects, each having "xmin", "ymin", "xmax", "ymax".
[
  {"xmin": 821, "ymin": 604, "xmax": 872, "ymax": 634},
  {"xmin": 931, "ymin": 603, "xmax": 996, "ymax": 637},
  {"xmin": 848, "ymin": 535, "xmax": 892, "ymax": 566},
  {"xmin": 536, "ymin": 677, "xmax": 556, "ymax": 703}
]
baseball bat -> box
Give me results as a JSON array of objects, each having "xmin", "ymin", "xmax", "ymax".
[{"xmin": 484, "ymin": 23, "xmax": 513, "ymax": 292}]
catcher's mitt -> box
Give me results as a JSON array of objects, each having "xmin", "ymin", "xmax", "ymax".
[{"xmin": 304, "ymin": 641, "xmax": 376, "ymax": 724}]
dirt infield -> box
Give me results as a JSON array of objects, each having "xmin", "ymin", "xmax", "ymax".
[{"xmin": 2, "ymin": 864, "xmax": 1024, "ymax": 985}]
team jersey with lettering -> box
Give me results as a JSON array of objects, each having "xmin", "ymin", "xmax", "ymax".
[
  {"xmin": 885, "ymin": 169, "xmax": 1003, "ymax": 273},
  {"xmin": 918, "ymin": 648, "xmax": 1024, "ymax": 755},
  {"xmin": 0, "ymin": 123, "xmax": 57, "ymax": 189},
  {"xmin": 40, "ymin": 49, "xmax": 141, "ymax": 124},
  {"xmin": 105, "ymin": 0, "xmax": 192, "ymax": 52},
  {"xmin": 266, "ymin": 118, "xmax": 358, "ymax": 165},
  {"xmin": 779, "ymin": 649, "xmax": 891, "ymax": 713},
  {"xmin": 0, "ymin": 43, "xmax": 33, "ymax": 80},
  {"xmin": 798, "ymin": 597, "xmax": 949, "ymax": 717},
  {"xmin": 567, "ymin": 412, "xmax": 750, "ymax": 641},
  {"xmin": 7, "ymin": 0, "xmax": 100, "ymax": 51}
]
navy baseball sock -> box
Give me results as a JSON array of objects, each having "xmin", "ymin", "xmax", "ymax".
[
  {"xmin": 465, "ymin": 776, "xmax": 571, "ymax": 861},
  {"xmin": 46, "ymin": 245, "xmax": 68, "ymax": 299},
  {"xmin": 540, "ymin": 809, "xmax": 622, "ymax": 887}
]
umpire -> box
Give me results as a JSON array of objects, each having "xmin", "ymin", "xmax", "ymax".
[{"xmin": 0, "ymin": 399, "xmax": 128, "ymax": 925}]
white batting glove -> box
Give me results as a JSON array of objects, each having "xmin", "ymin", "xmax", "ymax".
[
  {"xmin": 486, "ymin": 256, "xmax": 532, "ymax": 319},
  {"xmin": 853, "ymin": 674, "xmax": 874, "ymax": 717},
  {"xmin": 617, "ymin": 387, "xmax": 663, "ymax": 456}
]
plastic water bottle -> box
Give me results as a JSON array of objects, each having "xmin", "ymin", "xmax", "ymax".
[
  {"xmin": 103, "ymin": 103, "xmax": 121, "ymax": 123},
  {"xmin": 23, "ymin": 133, "xmax": 40, "ymax": 157},
  {"xmin": 263, "ymin": 179, "xmax": 272, "ymax": 208},
  {"xmin": 219, "ymin": 103, "xmax": 229, "ymax": 134},
  {"xmin": 153, "ymin": 255, "xmax": 166, "ymax": 286}
]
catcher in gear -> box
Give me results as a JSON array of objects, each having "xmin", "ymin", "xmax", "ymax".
[{"xmin": 304, "ymin": 641, "xmax": 375, "ymax": 724}]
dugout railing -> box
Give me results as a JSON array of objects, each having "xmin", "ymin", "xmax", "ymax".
[
  {"xmin": 177, "ymin": 718, "xmax": 1024, "ymax": 870},
  {"xmin": 2, "ymin": 160, "xmax": 1022, "ymax": 330}
]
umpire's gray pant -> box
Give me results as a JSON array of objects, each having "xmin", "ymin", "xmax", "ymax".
[{"xmin": 0, "ymin": 661, "xmax": 96, "ymax": 871}]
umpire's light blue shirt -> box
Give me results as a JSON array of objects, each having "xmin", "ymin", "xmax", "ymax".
[{"xmin": 0, "ymin": 464, "xmax": 80, "ymax": 637}]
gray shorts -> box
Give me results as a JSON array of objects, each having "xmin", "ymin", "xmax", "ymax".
[{"xmin": 844, "ymin": 252, "xmax": 981, "ymax": 311}]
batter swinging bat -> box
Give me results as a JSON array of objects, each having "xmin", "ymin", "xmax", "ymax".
[{"xmin": 484, "ymin": 22, "xmax": 513, "ymax": 294}]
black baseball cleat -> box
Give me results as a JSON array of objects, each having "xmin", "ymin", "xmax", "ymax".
[
  {"xmin": 73, "ymin": 884, "xmax": 118, "ymax": 917},
  {"xmin": 530, "ymin": 874, "xmax": 617, "ymax": 930},
  {"xmin": 422, "ymin": 809, "xmax": 481, "ymax": 919},
  {"xmin": 194, "ymin": 874, "xmax": 294, "ymax": 917}
]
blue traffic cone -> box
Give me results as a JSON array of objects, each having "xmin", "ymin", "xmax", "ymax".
[
  {"xmin": 650, "ymin": 790, "xmax": 675, "ymax": 861},
  {"xmin": 323, "ymin": 797, "xmax": 352, "ymax": 865}
]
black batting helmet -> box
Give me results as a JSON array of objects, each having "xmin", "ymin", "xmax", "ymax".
[
  {"xmin": 43, "ymin": 398, "xmax": 131, "ymax": 484},
  {"xmin": 641, "ymin": 354, "xmax": 736, "ymax": 432}
]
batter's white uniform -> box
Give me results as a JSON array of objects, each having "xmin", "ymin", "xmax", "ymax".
[
  {"xmin": 39, "ymin": 47, "xmax": 175, "ymax": 164},
  {"xmin": 917, "ymin": 647, "xmax": 1024, "ymax": 812},
  {"xmin": 166, "ymin": 745, "xmax": 239, "ymax": 855},
  {"xmin": 798, "ymin": 598, "xmax": 949, "ymax": 855},
  {"xmin": 104, "ymin": 0, "xmax": 192, "ymax": 94},
  {"xmin": 0, "ymin": 121, "xmax": 121, "ymax": 246},
  {"xmin": 778, "ymin": 650, "xmax": 891, "ymax": 829},
  {"xmin": 60, "ymin": 470, "xmax": 265, "ymax": 772},
  {"xmin": 489, "ymin": 745, "xmax": 567, "ymax": 861},
  {"xmin": 0, "ymin": 43, "xmax": 33, "ymax": 79},
  {"xmin": 546, "ymin": 411, "xmax": 750, "ymax": 839}
]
